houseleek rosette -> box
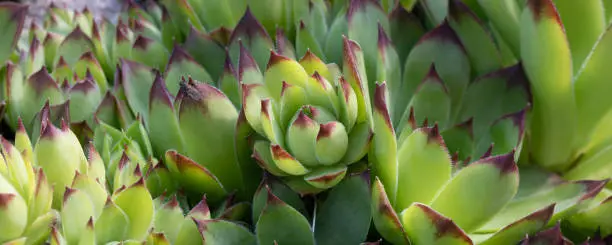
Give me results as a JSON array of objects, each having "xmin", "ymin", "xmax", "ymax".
[
  {"xmin": 370, "ymin": 83, "xmax": 609, "ymax": 245},
  {"xmin": 0, "ymin": 120, "xmax": 55, "ymax": 245},
  {"xmin": 242, "ymin": 37, "xmax": 373, "ymax": 193}
]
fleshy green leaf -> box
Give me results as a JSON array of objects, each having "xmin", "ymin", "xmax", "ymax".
[
  {"xmin": 314, "ymin": 173, "xmax": 372, "ymax": 245},
  {"xmin": 255, "ymin": 187, "xmax": 315, "ymax": 245},
  {"xmin": 400, "ymin": 203, "xmax": 472, "ymax": 245},
  {"xmin": 520, "ymin": 0, "xmax": 577, "ymax": 171},
  {"xmin": 431, "ymin": 152, "xmax": 519, "ymax": 232}
]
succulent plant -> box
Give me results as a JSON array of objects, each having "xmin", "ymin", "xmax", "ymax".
[
  {"xmin": 240, "ymin": 37, "xmax": 374, "ymax": 193},
  {"xmin": 0, "ymin": 120, "xmax": 56, "ymax": 245},
  {"xmin": 1, "ymin": 0, "xmax": 612, "ymax": 244},
  {"xmin": 247, "ymin": 173, "xmax": 373, "ymax": 245}
]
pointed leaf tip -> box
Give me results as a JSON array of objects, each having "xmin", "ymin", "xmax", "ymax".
[
  {"xmin": 377, "ymin": 22, "xmax": 391, "ymax": 50},
  {"xmin": 149, "ymin": 72, "xmax": 173, "ymax": 107},
  {"xmin": 416, "ymin": 203, "xmax": 472, "ymax": 241},
  {"xmin": 167, "ymin": 45, "xmax": 196, "ymax": 67},
  {"xmin": 0, "ymin": 193, "xmax": 16, "ymax": 208},
  {"xmin": 526, "ymin": 0, "xmax": 563, "ymax": 24},
  {"xmin": 424, "ymin": 124, "xmax": 445, "ymax": 147},
  {"xmin": 374, "ymin": 82, "xmax": 392, "ymax": 129},
  {"xmin": 417, "ymin": 21, "xmax": 463, "ymax": 47},
  {"xmin": 229, "ymin": 7, "xmax": 270, "ymax": 42},
  {"xmin": 577, "ymin": 179, "xmax": 609, "ymax": 201},
  {"xmin": 266, "ymin": 50, "xmax": 290, "ymax": 70},
  {"xmin": 239, "ymin": 41, "xmax": 259, "ymax": 76},
  {"xmin": 480, "ymin": 151, "xmax": 517, "ymax": 174},
  {"xmin": 347, "ymin": 0, "xmax": 383, "ymax": 21},
  {"xmin": 133, "ymin": 35, "xmax": 153, "ymax": 49}
]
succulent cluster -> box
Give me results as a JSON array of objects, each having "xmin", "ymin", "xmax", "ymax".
[{"xmin": 0, "ymin": 0, "xmax": 612, "ymax": 244}]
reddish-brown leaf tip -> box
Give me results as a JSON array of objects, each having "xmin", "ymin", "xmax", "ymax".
[
  {"xmin": 190, "ymin": 195, "xmax": 211, "ymax": 219},
  {"xmin": 265, "ymin": 184, "xmax": 283, "ymax": 205},
  {"xmin": 377, "ymin": 22, "xmax": 392, "ymax": 52},
  {"xmin": 28, "ymin": 67, "xmax": 59, "ymax": 95},
  {"xmin": 417, "ymin": 203, "xmax": 472, "ymax": 241},
  {"xmin": 526, "ymin": 0, "xmax": 563, "ymax": 24},
  {"xmin": 40, "ymin": 120, "xmax": 61, "ymax": 139},
  {"xmin": 347, "ymin": 0, "xmax": 383, "ymax": 21},
  {"xmin": 293, "ymin": 108, "xmax": 316, "ymax": 128},
  {"xmin": 339, "ymin": 76, "xmax": 353, "ymax": 103},
  {"xmin": 0, "ymin": 193, "xmax": 16, "ymax": 209},
  {"xmin": 133, "ymin": 164, "xmax": 142, "ymax": 177},
  {"xmin": 70, "ymin": 78, "xmax": 97, "ymax": 94},
  {"xmin": 130, "ymin": 177, "xmax": 145, "ymax": 188},
  {"xmin": 306, "ymin": 168, "xmax": 346, "ymax": 184},
  {"xmin": 63, "ymin": 25, "xmax": 91, "ymax": 43},
  {"xmin": 498, "ymin": 108, "xmax": 527, "ymax": 137},
  {"xmin": 260, "ymin": 99, "xmax": 271, "ymax": 117},
  {"xmin": 317, "ymin": 122, "xmax": 337, "ymax": 140},
  {"xmin": 424, "ymin": 124, "xmax": 446, "ymax": 148},
  {"xmin": 167, "ymin": 45, "xmax": 196, "ymax": 68},
  {"xmin": 229, "ymin": 7, "xmax": 271, "ymax": 43},
  {"xmin": 298, "ymin": 49, "xmax": 317, "ymax": 64},
  {"xmin": 416, "ymin": 20, "xmax": 463, "ymax": 49},
  {"xmin": 577, "ymin": 179, "xmax": 609, "ymax": 201},
  {"xmin": 149, "ymin": 71, "xmax": 173, "ymax": 107},
  {"xmin": 266, "ymin": 50, "xmax": 290, "ymax": 70},
  {"xmin": 63, "ymin": 187, "xmax": 77, "ymax": 204},
  {"xmin": 271, "ymin": 144, "xmax": 295, "ymax": 161},
  {"xmin": 280, "ymin": 81, "xmax": 291, "ymax": 97},
  {"xmin": 239, "ymin": 41, "xmax": 260, "ymax": 79},
  {"xmin": 210, "ymin": 27, "xmax": 232, "ymax": 46},
  {"xmin": 374, "ymin": 82, "xmax": 393, "ymax": 130},
  {"xmin": 133, "ymin": 35, "xmax": 152, "ymax": 50},
  {"xmin": 481, "ymin": 143, "xmax": 494, "ymax": 159},
  {"xmin": 423, "ymin": 65, "xmax": 449, "ymax": 93},
  {"xmin": 275, "ymin": 28, "xmax": 292, "ymax": 56},
  {"xmin": 481, "ymin": 150, "xmax": 517, "ymax": 174}
]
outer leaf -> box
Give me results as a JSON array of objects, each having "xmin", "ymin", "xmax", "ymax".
[
  {"xmin": 553, "ymin": 0, "xmax": 606, "ymax": 72},
  {"xmin": 183, "ymin": 27, "xmax": 226, "ymax": 81},
  {"xmin": 148, "ymin": 73, "xmax": 185, "ymax": 156},
  {"xmin": 400, "ymin": 203, "xmax": 472, "ymax": 245},
  {"xmin": 255, "ymin": 188, "xmax": 315, "ymax": 245},
  {"xmin": 164, "ymin": 150, "xmax": 226, "ymax": 203},
  {"xmin": 0, "ymin": 174, "xmax": 28, "ymax": 243},
  {"xmin": 396, "ymin": 126, "xmax": 451, "ymax": 210},
  {"xmin": 228, "ymin": 9, "xmax": 274, "ymax": 72},
  {"xmin": 196, "ymin": 219, "xmax": 256, "ymax": 245},
  {"xmin": 112, "ymin": 178, "xmax": 154, "ymax": 240},
  {"xmin": 121, "ymin": 59, "xmax": 155, "ymax": 125},
  {"xmin": 399, "ymin": 23, "xmax": 470, "ymax": 128},
  {"xmin": 94, "ymin": 199, "xmax": 129, "ymax": 244},
  {"xmin": 131, "ymin": 36, "xmax": 169, "ymax": 71},
  {"xmin": 388, "ymin": 6, "xmax": 425, "ymax": 67},
  {"xmin": 347, "ymin": 0, "xmax": 389, "ymax": 82},
  {"xmin": 177, "ymin": 81, "xmax": 244, "ymax": 197},
  {"xmin": 520, "ymin": 0, "xmax": 577, "ymax": 171},
  {"xmin": 447, "ymin": 0, "xmax": 502, "ymax": 76},
  {"xmin": 61, "ymin": 188, "xmax": 95, "ymax": 245},
  {"xmin": 371, "ymin": 83, "xmax": 398, "ymax": 203},
  {"xmin": 56, "ymin": 27, "xmax": 94, "ymax": 66},
  {"xmin": 403, "ymin": 67, "xmax": 451, "ymax": 129},
  {"xmin": 0, "ymin": 3, "xmax": 27, "ymax": 65},
  {"xmin": 371, "ymin": 178, "xmax": 409, "ymax": 245},
  {"xmin": 478, "ymin": 204, "xmax": 555, "ymax": 245},
  {"xmin": 164, "ymin": 46, "xmax": 213, "ymax": 96},
  {"xmin": 314, "ymin": 173, "xmax": 372, "ymax": 245},
  {"xmin": 431, "ymin": 152, "xmax": 519, "ymax": 232}
]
